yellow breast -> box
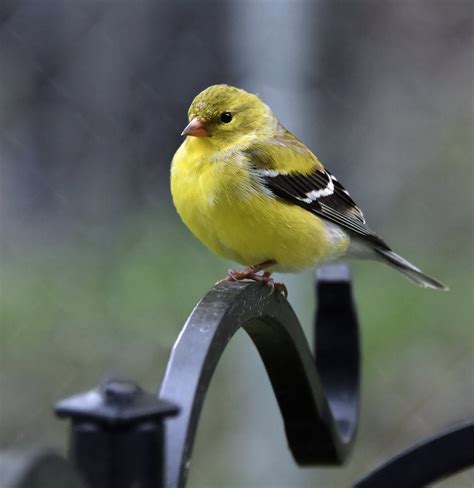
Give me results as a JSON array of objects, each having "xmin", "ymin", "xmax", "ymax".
[{"xmin": 170, "ymin": 139, "xmax": 349, "ymax": 272}]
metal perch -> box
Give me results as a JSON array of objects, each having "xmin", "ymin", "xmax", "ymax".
[{"xmin": 159, "ymin": 263, "xmax": 360, "ymax": 488}]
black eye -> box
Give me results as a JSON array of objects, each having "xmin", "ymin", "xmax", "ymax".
[{"xmin": 220, "ymin": 112, "xmax": 232, "ymax": 123}]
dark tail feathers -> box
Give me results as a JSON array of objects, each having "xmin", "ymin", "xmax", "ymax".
[{"xmin": 374, "ymin": 248, "xmax": 448, "ymax": 291}]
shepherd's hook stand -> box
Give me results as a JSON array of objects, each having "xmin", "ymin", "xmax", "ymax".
[{"xmin": 159, "ymin": 262, "xmax": 360, "ymax": 488}]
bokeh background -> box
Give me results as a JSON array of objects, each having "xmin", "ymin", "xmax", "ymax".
[{"xmin": 1, "ymin": 0, "xmax": 473, "ymax": 486}]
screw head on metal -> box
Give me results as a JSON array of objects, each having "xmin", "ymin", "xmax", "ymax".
[{"xmin": 102, "ymin": 380, "xmax": 142, "ymax": 405}]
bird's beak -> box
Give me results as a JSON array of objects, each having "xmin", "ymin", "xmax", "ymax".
[{"xmin": 181, "ymin": 117, "xmax": 209, "ymax": 137}]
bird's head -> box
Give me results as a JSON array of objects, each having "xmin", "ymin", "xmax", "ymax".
[{"xmin": 181, "ymin": 85, "xmax": 277, "ymax": 146}]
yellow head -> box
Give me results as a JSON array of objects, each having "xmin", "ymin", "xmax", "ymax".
[{"xmin": 181, "ymin": 85, "xmax": 277, "ymax": 146}]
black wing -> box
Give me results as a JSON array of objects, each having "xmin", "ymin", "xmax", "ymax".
[{"xmin": 252, "ymin": 164, "xmax": 390, "ymax": 250}]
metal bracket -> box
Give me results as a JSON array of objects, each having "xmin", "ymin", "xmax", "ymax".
[{"xmin": 159, "ymin": 263, "xmax": 360, "ymax": 488}]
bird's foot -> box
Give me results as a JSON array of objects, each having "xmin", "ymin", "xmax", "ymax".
[
  {"xmin": 216, "ymin": 267, "xmax": 262, "ymax": 283},
  {"xmin": 259, "ymin": 272, "xmax": 288, "ymax": 298},
  {"xmin": 217, "ymin": 268, "xmax": 288, "ymax": 298}
]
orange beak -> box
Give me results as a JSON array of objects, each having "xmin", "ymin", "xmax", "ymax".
[{"xmin": 181, "ymin": 117, "xmax": 209, "ymax": 137}]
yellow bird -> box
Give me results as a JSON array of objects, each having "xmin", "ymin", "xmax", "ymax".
[{"xmin": 171, "ymin": 84, "xmax": 447, "ymax": 295}]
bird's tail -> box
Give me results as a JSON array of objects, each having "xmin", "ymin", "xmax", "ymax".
[{"xmin": 374, "ymin": 248, "xmax": 448, "ymax": 291}]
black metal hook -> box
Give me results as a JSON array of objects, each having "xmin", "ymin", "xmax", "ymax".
[{"xmin": 159, "ymin": 262, "xmax": 360, "ymax": 488}]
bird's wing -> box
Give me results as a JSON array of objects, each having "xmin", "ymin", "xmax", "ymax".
[{"xmin": 246, "ymin": 130, "xmax": 390, "ymax": 250}]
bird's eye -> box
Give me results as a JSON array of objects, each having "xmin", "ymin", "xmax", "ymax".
[{"xmin": 220, "ymin": 112, "xmax": 232, "ymax": 123}]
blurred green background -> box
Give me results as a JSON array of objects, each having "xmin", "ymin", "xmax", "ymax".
[{"xmin": 1, "ymin": 0, "xmax": 472, "ymax": 487}]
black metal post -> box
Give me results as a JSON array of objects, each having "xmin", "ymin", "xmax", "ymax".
[{"xmin": 55, "ymin": 380, "xmax": 178, "ymax": 488}]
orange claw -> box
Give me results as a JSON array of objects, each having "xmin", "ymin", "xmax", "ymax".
[{"xmin": 216, "ymin": 267, "xmax": 288, "ymax": 298}]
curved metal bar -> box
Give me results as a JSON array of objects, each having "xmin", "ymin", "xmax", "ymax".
[
  {"xmin": 353, "ymin": 422, "xmax": 474, "ymax": 488},
  {"xmin": 0, "ymin": 449, "xmax": 85, "ymax": 488},
  {"xmin": 315, "ymin": 264, "xmax": 360, "ymax": 446},
  {"xmin": 159, "ymin": 263, "xmax": 360, "ymax": 488}
]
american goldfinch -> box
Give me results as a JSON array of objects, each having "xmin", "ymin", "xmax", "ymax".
[{"xmin": 171, "ymin": 84, "xmax": 447, "ymax": 294}]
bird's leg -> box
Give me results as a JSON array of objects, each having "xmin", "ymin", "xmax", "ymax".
[
  {"xmin": 218, "ymin": 259, "xmax": 275, "ymax": 283},
  {"xmin": 226, "ymin": 259, "xmax": 275, "ymax": 280},
  {"xmin": 217, "ymin": 260, "xmax": 288, "ymax": 297}
]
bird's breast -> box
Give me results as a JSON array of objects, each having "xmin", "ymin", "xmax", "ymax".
[
  {"xmin": 171, "ymin": 143, "xmax": 349, "ymax": 271},
  {"xmin": 171, "ymin": 144, "xmax": 256, "ymax": 259}
]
